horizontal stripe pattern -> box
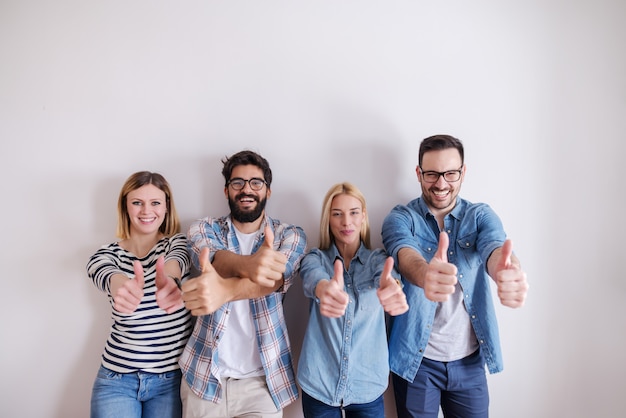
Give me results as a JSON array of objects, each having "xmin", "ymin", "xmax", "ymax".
[{"xmin": 87, "ymin": 233, "xmax": 192, "ymax": 373}]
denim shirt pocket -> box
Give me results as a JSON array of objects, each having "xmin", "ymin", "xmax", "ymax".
[
  {"xmin": 355, "ymin": 282, "xmax": 378, "ymax": 311},
  {"xmin": 416, "ymin": 237, "xmax": 439, "ymax": 262},
  {"xmin": 457, "ymin": 231, "xmax": 480, "ymax": 268}
]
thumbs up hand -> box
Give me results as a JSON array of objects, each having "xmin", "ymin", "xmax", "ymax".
[
  {"xmin": 111, "ymin": 260, "xmax": 145, "ymax": 313},
  {"xmin": 376, "ymin": 257, "xmax": 409, "ymax": 316},
  {"xmin": 182, "ymin": 248, "xmax": 231, "ymax": 316},
  {"xmin": 244, "ymin": 225, "xmax": 287, "ymax": 287},
  {"xmin": 316, "ymin": 259, "xmax": 350, "ymax": 318},
  {"xmin": 423, "ymin": 231, "xmax": 458, "ymax": 302},
  {"xmin": 493, "ymin": 240, "xmax": 528, "ymax": 308},
  {"xmin": 154, "ymin": 256, "xmax": 184, "ymax": 314}
]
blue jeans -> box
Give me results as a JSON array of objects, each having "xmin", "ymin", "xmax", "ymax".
[
  {"xmin": 393, "ymin": 350, "xmax": 489, "ymax": 418},
  {"xmin": 301, "ymin": 390, "xmax": 384, "ymax": 418},
  {"xmin": 90, "ymin": 365, "xmax": 182, "ymax": 418}
]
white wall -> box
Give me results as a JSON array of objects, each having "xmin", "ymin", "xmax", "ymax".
[{"xmin": 1, "ymin": 1, "xmax": 625, "ymax": 417}]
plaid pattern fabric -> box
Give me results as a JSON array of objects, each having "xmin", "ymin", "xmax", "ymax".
[{"xmin": 179, "ymin": 215, "xmax": 306, "ymax": 409}]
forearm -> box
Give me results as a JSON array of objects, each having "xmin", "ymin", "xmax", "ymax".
[
  {"xmin": 397, "ymin": 247, "xmax": 430, "ymax": 288},
  {"xmin": 164, "ymin": 259, "xmax": 182, "ymax": 280},
  {"xmin": 227, "ymin": 277, "xmax": 284, "ymax": 301},
  {"xmin": 212, "ymin": 250, "xmax": 249, "ymax": 278}
]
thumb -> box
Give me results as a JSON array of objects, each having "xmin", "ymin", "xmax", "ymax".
[
  {"xmin": 198, "ymin": 247, "xmax": 214, "ymax": 274},
  {"xmin": 133, "ymin": 260, "xmax": 145, "ymax": 288},
  {"xmin": 434, "ymin": 231, "xmax": 449, "ymax": 263},
  {"xmin": 380, "ymin": 257, "xmax": 395, "ymax": 287},
  {"xmin": 263, "ymin": 225, "xmax": 274, "ymax": 249},
  {"xmin": 154, "ymin": 256, "xmax": 166, "ymax": 288},
  {"xmin": 332, "ymin": 259, "xmax": 345, "ymax": 290},
  {"xmin": 498, "ymin": 239, "xmax": 513, "ymax": 270}
]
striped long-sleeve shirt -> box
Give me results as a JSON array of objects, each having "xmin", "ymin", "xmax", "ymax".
[
  {"xmin": 179, "ymin": 215, "xmax": 307, "ymax": 410},
  {"xmin": 87, "ymin": 233, "xmax": 192, "ymax": 373}
]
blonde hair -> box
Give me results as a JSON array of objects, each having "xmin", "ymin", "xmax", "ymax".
[
  {"xmin": 116, "ymin": 171, "xmax": 181, "ymax": 239},
  {"xmin": 319, "ymin": 182, "xmax": 370, "ymax": 250}
]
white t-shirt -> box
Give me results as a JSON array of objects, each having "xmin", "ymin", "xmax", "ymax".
[
  {"xmin": 218, "ymin": 229, "xmax": 265, "ymax": 379},
  {"xmin": 424, "ymin": 282, "xmax": 479, "ymax": 362}
]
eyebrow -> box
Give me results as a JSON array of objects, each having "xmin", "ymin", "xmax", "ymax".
[{"xmin": 130, "ymin": 198, "xmax": 164, "ymax": 202}]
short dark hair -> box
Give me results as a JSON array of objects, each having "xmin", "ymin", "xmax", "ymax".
[
  {"xmin": 418, "ymin": 134, "xmax": 464, "ymax": 167},
  {"xmin": 221, "ymin": 150, "xmax": 272, "ymax": 188}
]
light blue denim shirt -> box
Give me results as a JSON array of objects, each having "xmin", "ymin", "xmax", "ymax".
[
  {"xmin": 297, "ymin": 243, "xmax": 397, "ymax": 406},
  {"xmin": 382, "ymin": 197, "xmax": 506, "ymax": 382}
]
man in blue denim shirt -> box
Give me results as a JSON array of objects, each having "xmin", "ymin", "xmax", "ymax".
[{"xmin": 382, "ymin": 135, "xmax": 529, "ymax": 418}]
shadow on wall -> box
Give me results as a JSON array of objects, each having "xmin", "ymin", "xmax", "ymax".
[{"xmin": 55, "ymin": 174, "xmax": 129, "ymax": 418}]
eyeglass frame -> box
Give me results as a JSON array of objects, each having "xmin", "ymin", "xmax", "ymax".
[
  {"xmin": 227, "ymin": 177, "xmax": 268, "ymax": 191},
  {"xmin": 418, "ymin": 166, "xmax": 464, "ymax": 183}
]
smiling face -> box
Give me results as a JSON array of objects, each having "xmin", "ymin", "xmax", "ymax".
[
  {"xmin": 417, "ymin": 147, "xmax": 466, "ymax": 218},
  {"xmin": 225, "ymin": 164, "xmax": 271, "ymax": 229},
  {"xmin": 329, "ymin": 193, "xmax": 366, "ymax": 254},
  {"xmin": 125, "ymin": 184, "xmax": 167, "ymax": 238}
]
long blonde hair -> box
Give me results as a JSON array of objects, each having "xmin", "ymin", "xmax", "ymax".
[{"xmin": 318, "ymin": 182, "xmax": 370, "ymax": 250}]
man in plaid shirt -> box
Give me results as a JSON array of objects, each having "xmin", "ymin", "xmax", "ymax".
[{"xmin": 179, "ymin": 150, "xmax": 307, "ymax": 417}]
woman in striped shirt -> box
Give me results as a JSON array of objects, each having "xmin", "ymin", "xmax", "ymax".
[{"xmin": 87, "ymin": 171, "xmax": 192, "ymax": 418}]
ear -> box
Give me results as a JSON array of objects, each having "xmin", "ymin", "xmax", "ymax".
[
  {"xmin": 415, "ymin": 165, "xmax": 422, "ymax": 183},
  {"xmin": 224, "ymin": 187, "xmax": 229, "ymax": 199},
  {"xmin": 266, "ymin": 187, "xmax": 272, "ymax": 199}
]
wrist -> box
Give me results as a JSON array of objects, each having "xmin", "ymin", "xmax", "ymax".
[{"xmin": 167, "ymin": 275, "xmax": 182, "ymax": 290}]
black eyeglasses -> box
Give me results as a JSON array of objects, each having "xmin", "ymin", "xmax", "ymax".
[
  {"xmin": 227, "ymin": 177, "xmax": 267, "ymax": 191},
  {"xmin": 419, "ymin": 166, "xmax": 463, "ymax": 183}
]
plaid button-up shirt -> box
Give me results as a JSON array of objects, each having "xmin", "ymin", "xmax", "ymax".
[{"xmin": 179, "ymin": 214, "xmax": 307, "ymax": 409}]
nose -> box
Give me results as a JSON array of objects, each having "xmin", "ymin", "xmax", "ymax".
[
  {"xmin": 434, "ymin": 175, "xmax": 448, "ymax": 188},
  {"xmin": 241, "ymin": 181, "xmax": 254, "ymax": 192}
]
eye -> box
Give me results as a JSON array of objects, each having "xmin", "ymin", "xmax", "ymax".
[
  {"xmin": 151, "ymin": 201, "xmax": 162, "ymax": 206},
  {"xmin": 131, "ymin": 201, "xmax": 142, "ymax": 206},
  {"xmin": 250, "ymin": 179, "xmax": 265, "ymax": 188}
]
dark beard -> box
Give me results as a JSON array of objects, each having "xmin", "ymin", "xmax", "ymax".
[{"xmin": 229, "ymin": 193, "xmax": 267, "ymax": 223}]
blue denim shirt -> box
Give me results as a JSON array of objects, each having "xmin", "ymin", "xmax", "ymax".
[
  {"xmin": 297, "ymin": 243, "xmax": 397, "ymax": 406},
  {"xmin": 382, "ymin": 197, "xmax": 506, "ymax": 381}
]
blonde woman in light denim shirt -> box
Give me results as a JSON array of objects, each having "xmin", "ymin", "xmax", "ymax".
[{"xmin": 297, "ymin": 182, "xmax": 408, "ymax": 418}]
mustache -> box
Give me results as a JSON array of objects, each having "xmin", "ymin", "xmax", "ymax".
[{"xmin": 235, "ymin": 192, "xmax": 259, "ymax": 202}]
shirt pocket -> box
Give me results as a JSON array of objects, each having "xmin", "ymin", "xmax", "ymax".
[
  {"xmin": 355, "ymin": 282, "xmax": 378, "ymax": 311},
  {"xmin": 457, "ymin": 231, "xmax": 480, "ymax": 268},
  {"xmin": 416, "ymin": 237, "xmax": 440, "ymax": 262}
]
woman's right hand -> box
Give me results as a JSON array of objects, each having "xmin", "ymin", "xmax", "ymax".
[{"xmin": 110, "ymin": 261, "xmax": 145, "ymax": 313}]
